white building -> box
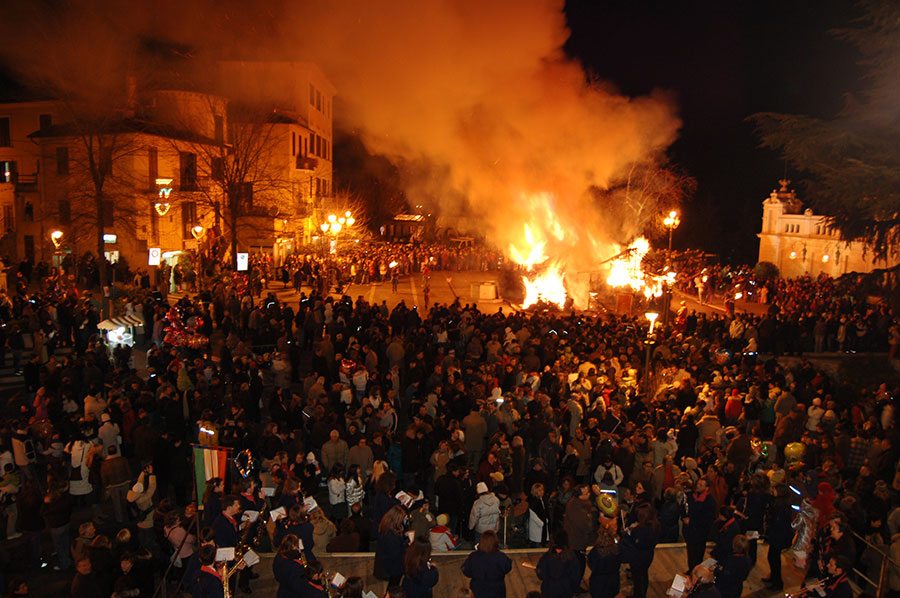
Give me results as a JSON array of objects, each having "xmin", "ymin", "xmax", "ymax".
[{"xmin": 757, "ymin": 179, "xmax": 900, "ymax": 278}]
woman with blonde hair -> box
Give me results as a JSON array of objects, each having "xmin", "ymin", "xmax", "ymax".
[{"xmin": 310, "ymin": 507, "xmax": 337, "ymax": 554}]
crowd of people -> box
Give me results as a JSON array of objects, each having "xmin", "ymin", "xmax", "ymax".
[{"xmin": 0, "ymin": 241, "xmax": 896, "ymax": 598}]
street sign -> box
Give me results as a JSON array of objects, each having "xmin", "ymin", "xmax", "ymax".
[
  {"xmin": 237, "ymin": 253, "xmax": 248, "ymax": 271},
  {"xmin": 148, "ymin": 247, "xmax": 161, "ymax": 266}
]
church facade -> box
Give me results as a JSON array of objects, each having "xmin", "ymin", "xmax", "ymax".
[{"xmin": 757, "ymin": 180, "xmax": 900, "ymax": 278}]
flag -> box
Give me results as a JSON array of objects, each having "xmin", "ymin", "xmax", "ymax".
[{"xmin": 194, "ymin": 446, "xmax": 229, "ymax": 505}]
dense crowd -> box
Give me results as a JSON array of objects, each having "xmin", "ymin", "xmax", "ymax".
[{"xmin": 0, "ymin": 244, "xmax": 896, "ymax": 598}]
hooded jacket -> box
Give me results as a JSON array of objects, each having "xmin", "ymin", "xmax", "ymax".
[{"xmin": 469, "ymin": 492, "xmax": 500, "ymax": 533}]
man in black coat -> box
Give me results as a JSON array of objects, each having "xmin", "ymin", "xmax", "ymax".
[
  {"xmin": 212, "ymin": 495, "xmax": 251, "ymax": 594},
  {"xmin": 684, "ymin": 478, "xmax": 717, "ymax": 570},
  {"xmin": 434, "ymin": 464, "xmax": 464, "ymax": 534},
  {"xmin": 195, "ymin": 544, "xmax": 225, "ymax": 598}
]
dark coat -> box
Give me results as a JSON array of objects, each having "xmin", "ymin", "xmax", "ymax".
[
  {"xmin": 621, "ymin": 525, "xmax": 658, "ymax": 571},
  {"xmin": 711, "ymin": 518, "xmax": 741, "ymax": 561},
  {"xmin": 375, "ymin": 531, "xmax": 407, "ymax": 579},
  {"xmin": 402, "ymin": 563, "xmax": 440, "ymax": 598},
  {"xmin": 587, "ymin": 547, "xmax": 622, "ymax": 598},
  {"xmin": 536, "ymin": 550, "xmax": 581, "ymax": 598},
  {"xmin": 766, "ymin": 500, "xmax": 794, "ymax": 549},
  {"xmin": 462, "ymin": 549, "xmax": 513, "ymax": 598},
  {"xmin": 715, "ymin": 554, "xmax": 751, "ymax": 598},
  {"xmin": 273, "ymin": 554, "xmax": 307, "ymax": 598},
  {"xmin": 212, "ymin": 513, "xmax": 239, "ymax": 548},
  {"xmin": 195, "ymin": 569, "xmax": 224, "ymax": 598},
  {"xmin": 685, "ymin": 491, "xmax": 717, "ymax": 542}
]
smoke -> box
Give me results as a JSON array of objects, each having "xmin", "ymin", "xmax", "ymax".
[{"xmin": 1, "ymin": 0, "xmax": 681, "ymax": 270}]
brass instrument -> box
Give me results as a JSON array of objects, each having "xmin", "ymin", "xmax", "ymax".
[{"xmin": 785, "ymin": 576, "xmax": 836, "ymax": 598}]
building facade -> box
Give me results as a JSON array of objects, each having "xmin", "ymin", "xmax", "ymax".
[
  {"xmin": 757, "ymin": 179, "xmax": 900, "ymax": 278},
  {"xmin": 0, "ymin": 60, "xmax": 336, "ymax": 270}
]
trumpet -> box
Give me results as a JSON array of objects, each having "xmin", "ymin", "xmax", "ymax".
[{"xmin": 785, "ymin": 575, "xmax": 836, "ymax": 598}]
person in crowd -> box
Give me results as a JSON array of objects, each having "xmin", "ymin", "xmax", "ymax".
[
  {"xmin": 684, "ymin": 477, "xmax": 717, "ymax": 570},
  {"xmin": 587, "ymin": 524, "xmax": 622, "ymax": 598},
  {"xmin": 401, "ymin": 535, "xmax": 439, "ymax": 598},
  {"xmin": 469, "ymin": 482, "xmax": 500, "ymax": 545},
  {"xmin": 763, "ymin": 485, "xmax": 794, "ymax": 591},
  {"xmin": 621, "ymin": 503, "xmax": 659, "ymax": 598},
  {"xmin": 461, "ymin": 529, "xmax": 512, "ymax": 598},
  {"xmin": 535, "ymin": 530, "xmax": 581, "ymax": 598},
  {"xmin": 194, "ymin": 544, "xmax": 224, "ymax": 598},
  {"xmin": 375, "ymin": 505, "xmax": 408, "ymax": 587},
  {"xmin": 715, "ymin": 534, "xmax": 752, "ymax": 598},
  {"xmin": 273, "ymin": 534, "xmax": 306, "ymax": 598},
  {"xmin": 527, "ymin": 483, "xmax": 549, "ymax": 548}
]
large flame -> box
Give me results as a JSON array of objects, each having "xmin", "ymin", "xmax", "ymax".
[
  {"xmin": 521, "ymin": 262, "xmax": 567, "ymax": 309},
  {"xmin": 606, "ymin": 237, "xmax": 662, "ymax": 299}
]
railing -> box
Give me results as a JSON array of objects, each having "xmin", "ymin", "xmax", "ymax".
[
  {"xmin": 151, "ymin": 523, "xmax": 194, "ymax": 598},
  {"xmin": 850, "ymin": 529, "xmax": 899, "ymax": 598}
]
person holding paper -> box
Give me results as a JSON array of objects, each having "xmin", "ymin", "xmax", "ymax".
[
  {"xmin": 298, "ymin": 560, "xmax": 329, "ymax": 598},
  {"xmin": 461, "ymin": 530, "xmax": 512, "ymax": 598},
  {"xmin": 274, "ymin": 505, "xmax": 316, "ymax": 562},
  {"xmin": 684, "ymin": 477, "xmax": 717, "ymax": 571},
  {"xmin": 195, "ymin": 544, "xmax": 224, "ymax": 598},
  {"xmin": 685, "ymin": 565, "xmax": 720, "ymax": 598},
  {"xmin": 273, "ymin": 534, "xmax": 306, "ymax": 598},
  {"xmin": 212, "ymin": 495, "xmax": 251, "ymax": 595},
  {"xmin": 714, "ymin": 534, "xmax": 751, "ymax": 598},
  {"xmin": 401, "ymin": 535, "xmax": 439, "ymax": 598}
]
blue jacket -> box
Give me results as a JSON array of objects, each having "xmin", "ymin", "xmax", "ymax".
[
  {"xmin": 536, "ymin": 551, "xmax": 581, "ymax": 598},
  {"xmin": 714, "ymin": 554, "xmax": 751, "ymax": 598},
  {"xmin": 212, "ymin": 513, "xmax": 239, "ymax": 548},
  {"xmin": 273, "ymin": 554, "xmax": 307, "ymax": 598},
  {"xmin": 621, "ymin": 525, "xmax": 658, "ymax": 571},
  {"xmin": 402, "ymin": 563, "xmax": 440, "ymax": 598},
  {"xmin": 587, "ymin": 548, "xmax": 622, "ymax": 598},
  {"xmin": 375, "ymin": 531, "xmax": 407, "ymax": 578},
  {"xmin": 462, "ymin": 550, "xmax": 513, "ymax": 598},
  {"xmin": 685, "ymin": 492, "xmax": 717, "ymax": 542}
]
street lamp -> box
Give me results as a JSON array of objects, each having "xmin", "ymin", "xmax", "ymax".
[
  {"xmin": 643, "ymin": 311, "xmax": 659, "ymax": 394},
  {"xmin": 50, "ymin": 230, "xmax": 64, "ymax": 249},
  {"xmin": 191, "ymin": 225, "xmax": 205, "ymax": 240},
  {"xmin": 662, "ymin": 210, "xmax": 680, "ymax": 330}
]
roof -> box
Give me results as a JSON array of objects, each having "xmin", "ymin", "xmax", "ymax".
[{"xmin": 394, "ymin": 214, "xmax": 426, "ymax": 222}]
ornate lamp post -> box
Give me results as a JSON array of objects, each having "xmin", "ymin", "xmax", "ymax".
[
  {"xmin": 643, "ymin": 311, "xmax": 659, "ymax": 393},
  {"xmin": 662, "ymin": 210, "xmax": 680, "ymax": 329}
]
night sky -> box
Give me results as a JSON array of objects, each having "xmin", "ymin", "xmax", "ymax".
[{"xmin": 564, "ymin": 0, "xmax": 864, "ymax": 263}]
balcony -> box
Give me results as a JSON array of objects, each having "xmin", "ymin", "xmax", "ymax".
[
  {"xmin": 296, "ymin": 156, "xmax": 318, "ymax": 171},
  {"xmin": 13, "ymin": 174, "xmax": 38, "ymax": 194}
]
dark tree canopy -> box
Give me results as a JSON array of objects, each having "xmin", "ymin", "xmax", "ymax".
[{"xmin": 753, "ymin": 0, "xmax": 900, "ymax": 259}]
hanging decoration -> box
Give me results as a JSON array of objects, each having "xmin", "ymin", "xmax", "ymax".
[{"xmin": 162, "ymin": 307, "xmax": 208, "ymax": 349}]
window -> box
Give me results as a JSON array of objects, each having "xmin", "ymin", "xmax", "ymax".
[
  {"xmin": 309, "ymin": 133, "xmax": 314, "ymax": 157},
  {"xmin": 148, "ymin": 147, "xmax": 158, "ymax": 188},
  {"xmin": 39, "ymin": 114, "xmax": 52, "ymax": 131},
  {"xmin": 316, "ymin": 134, "xmax": 321, "ymax": 158},
  {"xmin": 58, "ymin": 199, "xmax": 71, "ymax": 225},
  {"xmin": 181, "ymin": 201, "xmax": 197, "ymax": 239},
  {"xmin": 241, "ymin": 182, "xmax": 253, "ymax": 208},
  {"xmin": 101, "ymin": 201, "xmax": 114, "ymax": 227},
  {"xmin": 0, "ymin": 118, "xmax": 9, "ymax": 147},
  {"xmin": 292, "ymin": 132, "xmax": 296, "ymax": 156},
  {"xmin": 210, "ymin": 156, "xmax": 224, "ymax": 181},
  {"xmin": 214, "ymin": 115, "xmax": 224, "ymax": 143},
  {"xmin": 310, "ymin": 84, "xmax": 315, "ymax": 106},
  {"xmin": 180, "ymin": 152, "xmax": 198, "ymax": 191},
  {"xmin": 56, "ymin": 147, "xmax": 69, "ymax": 175},
  {"xmin": 0, "ymin": 160, "xmax": 16, "ymax": 183},
  {"xmin": 316, "ymin": 90, "xmax": 322, "ymax": 111}
]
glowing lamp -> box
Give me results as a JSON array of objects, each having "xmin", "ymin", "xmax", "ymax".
[
  {"xmin": 663, "ymin": 210, "xmax": 680, "ymax": 229},
  {"xmin": 320, "ymin": 223, "xmax": 329, "ymax": 232},
  {"xmin": 191, "ymin": 225, "xmax": 205, "ymax": 239},
  {"xmin": 735, "ymin": 292, "xmax": 743, "ymax": 300},
  {"xmin": 347, "ymin": 217, "xmax": 355, "ymax": 226},
  {"xmin": 645, "ymin": 311, "xmax": 659, "ymax": 335},
  {"xmin": 345, "ymin": 210, "xmax": 352, "ymax": 218},
  {"xmin": 822, "ymin": 254, "xmax": 830, "ymax": 263},
  {"xmin": 50, "ymin": 230, "xmax": 64, "ymax": 248},
  {"xmin": 789, "ymin": 251, "xmax": 797, "ymax": 260},
  {"xmin": 327, "ymin": 214, "xmax": 337, "ymax": 223}
]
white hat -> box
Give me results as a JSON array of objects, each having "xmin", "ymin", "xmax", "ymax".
[{"xmin": 476, "ymin": 482, "xmax": 489, "ymax": 494}]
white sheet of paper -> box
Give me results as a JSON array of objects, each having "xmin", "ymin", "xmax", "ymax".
[
  {"xmin": 298, "ymin": 538, "xmax": 304, "ymax": 549},
  {"xmin": 216, "ymin": 547, "xmax": 235, "ymax": 562},
  {"xmin": 332, "ymin": 572, "xmax": 346, "ymax": 587},
  {"xmin": 269, "ymin": 506, "xmax": 286, "ymax": 521},
  {"xmin": 701, "ymin": 558, "xmax": 717, "ymax": 570},
  {"xmin": 746, "ymin": 530, "xmax": 760, "ymax": 540},
  {"xmin": 242, "ymin": 549, "xmax": 260, "ymax": 567},
  {"xmin": 242, "ymin": 510, "xmax": 259, "ymax": 523},
  {"xmin": 364, "ymin": 592, "xmax": 378, "ymax": 598},
  {"xmin": 262, "ymin": 487, "xmax": 276, "ymax": 497},
  {"xmin": 672, "ymin": 574, "xmax": 687, "ymax": 592},
  {"xmin": 304, "ymin": 496, "xmax": 319, "ymax": 511}
]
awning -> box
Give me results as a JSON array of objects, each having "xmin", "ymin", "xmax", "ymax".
[{"xmin": 97, "ymin": 314, "xmax": 144, "ymax": 330}]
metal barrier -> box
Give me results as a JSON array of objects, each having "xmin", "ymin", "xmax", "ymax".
[{"xmin": 850, "ymin": 530, "xmax": 899, "ymax": 598}]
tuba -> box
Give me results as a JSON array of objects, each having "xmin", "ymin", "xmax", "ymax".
[{"xmin": 234, "ymin": 449, "xmax": 259, "ymax": 479}]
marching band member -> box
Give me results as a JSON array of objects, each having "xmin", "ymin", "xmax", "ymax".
[
  {"xmin": 212, "ymin": 495, "xmax": 250, "ymax": 595},
  {"xmin": 298, "ymin": 560, "xmax": 329, "ymax": 598},
  {"xmin": 195, "ymin": 544, "xmax": 224, "ymax": 598},
  {"xmin": 272, "ymin": 534, "xmax": 306, "ymax": 598},
  {"xmin": 822, "ymin": 556, "xmax": 852, "ymax": 598},
  {"xmin": 274, "ymin": 504, "xmax": 316, "ymax": 563}
]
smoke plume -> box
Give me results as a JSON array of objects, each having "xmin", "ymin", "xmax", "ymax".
[{"xmin": 1, "ymin": 0, "xmax": 681, "ymax": 271}]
